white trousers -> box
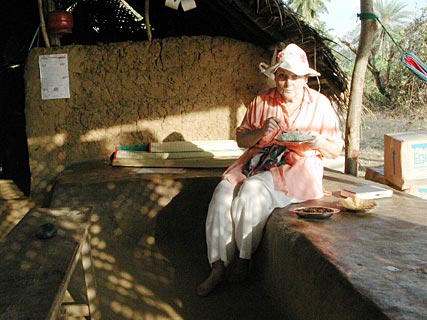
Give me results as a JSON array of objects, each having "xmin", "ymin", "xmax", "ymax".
[{"xmin": 205, "ymin": 171, "xmax": 302, "ymax": 266}]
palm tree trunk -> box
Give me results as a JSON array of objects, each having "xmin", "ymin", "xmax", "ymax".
[{"xmin": 345, "ymin": 0, "xmax": 378, "ymax": 176}]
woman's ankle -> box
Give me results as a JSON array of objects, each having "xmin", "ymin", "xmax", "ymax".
[
  {"xmin": 196, "ymin": 260, "xmax": 226, "ymax": 297},
  {"xmin": 212, "ymin": 260, "xmax": 225, "ymax": 271}
]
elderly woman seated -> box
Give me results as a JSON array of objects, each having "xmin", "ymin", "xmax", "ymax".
[{"xmin": 197, "ymin": 43, "xmax": 344, "ymax": 297}]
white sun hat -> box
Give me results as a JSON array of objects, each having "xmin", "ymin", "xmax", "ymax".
[{"xmin": 259, "ymin": 43, "xmax": 320, "ymax": 80}]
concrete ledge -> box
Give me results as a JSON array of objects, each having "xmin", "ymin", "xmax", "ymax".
[
  {"xmin": 257, "ymin": 213, "xmax": 388, "ymax": 320},
  {"xmin": 48, "ymin": 162, "xmax": 427, "ymax": 319},
  {"xmin": 256, "ymin": 170, "xmax": 427, "ymax": 320}
]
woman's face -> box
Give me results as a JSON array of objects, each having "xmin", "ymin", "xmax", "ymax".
[{"xmin": 275, "ymin": 68, "xmax": 308, "ymax": 101}]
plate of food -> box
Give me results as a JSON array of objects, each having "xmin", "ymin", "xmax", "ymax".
[
  {"xmin": 289, "ymin": 206, "xmax": 339, "ymax": 219},
  {"xmin": 275, "ymin": 131, "xmax": 314, "ymax": 147},
  {"xmin": 338, "ymin": 197, "xmax": 377, "ymax": 213}
]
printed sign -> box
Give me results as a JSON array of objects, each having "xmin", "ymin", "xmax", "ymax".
[{"xmin": 39, "ymin": 54, "xmax": 70, "ymax": 100}]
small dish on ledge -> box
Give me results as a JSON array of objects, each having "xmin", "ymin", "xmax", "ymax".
[{"xmin": 289, "ymin": 206, "xmax": 339, "ymax": 219}]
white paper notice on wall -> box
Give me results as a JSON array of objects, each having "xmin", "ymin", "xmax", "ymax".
[
  {"xmin": 39, "ymin": 54, "xmax": 71, "ymax": 100},
  {"xmin": 181, "ymin": 0, "xmax": 197, "ymax": 11},
  {"xmin": 165, "ymin": 0, "xmax": 180, "ymax": 10}
]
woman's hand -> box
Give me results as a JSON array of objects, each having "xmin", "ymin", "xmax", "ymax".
[
  {"xmin": 237, "ymin": 117, "xmax": 286, "ymax": 148},
  {"xmin": 308, "ymin": 132, "xmax": 323, "ymax": 149},
  {"xmin": 308, "ymin": 132, "xmax": 343, "ymax": 158},
  {"xmin": 261, "ymin": 117, "xmax": 284, "ymax": 136}
]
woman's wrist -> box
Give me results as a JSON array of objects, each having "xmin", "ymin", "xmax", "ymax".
[{"xmin": 237, "ymin": 129, "xmax": 264, "ymax": 148}]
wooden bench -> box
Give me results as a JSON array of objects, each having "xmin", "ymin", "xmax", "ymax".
[{"xmin": 0, "ymin": 207, "xmax": 100, "ymax": 320}]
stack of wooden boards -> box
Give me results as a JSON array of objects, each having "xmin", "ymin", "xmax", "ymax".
[{"xmin": 111, "ymin": 140, "xmax": 245, "ymax": 168}]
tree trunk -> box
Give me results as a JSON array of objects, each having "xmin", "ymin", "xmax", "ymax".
[
  {"xmin": 370, "ymin": 63, "xmax": 390, "ymax": 99},
  {"xmin": 344, "ymin": 0, "xmax": 378, "ymax": 176}
]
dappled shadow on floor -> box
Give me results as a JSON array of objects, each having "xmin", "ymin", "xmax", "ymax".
[
  {"xmin": 50, "ymin": 168, "xmax": 285, "ymax": 320},
  {"xmin": 155, "ymin": 177, "xmax": 285, "ymax": 320}
]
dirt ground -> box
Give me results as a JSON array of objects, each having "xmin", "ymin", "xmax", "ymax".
[
  {"xmin": 349, "ymin": 113, "xmax": 427, "ymax": 176},
  {"xmin": 3, "ymin": 112, "xmax": 424, "ymax": 320}
]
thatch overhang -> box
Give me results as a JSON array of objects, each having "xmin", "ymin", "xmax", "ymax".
[
  {"xmin": 200, "ymin": 0, "xmax": 348, "ymax": 109},
  {"xmin": 51, "ymin": 0, "xmax": 348, "ymax": 110}
]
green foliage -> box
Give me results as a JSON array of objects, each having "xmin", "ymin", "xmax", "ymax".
[
  {"xmin": 376, "ymin": 7, "xmax": 427, "ymax": 117},
  {"xmin": 329, "ymin": 2, "xmax": 427, "ymax": 118},
  {"xmin": 286, "ymin": 0, "xmax": 330, "ymax": 24},
  {"xmin": 288, "ymin": 0, "xmax": 427, "ymax": 118}
]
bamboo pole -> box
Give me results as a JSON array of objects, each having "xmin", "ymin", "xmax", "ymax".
[
  {"xmin": 38, "ymin": 0, "xmax": 51, "ymax": 47},
  {"xmin": 145, "ymin": 0, "xmax": 152, "ymax": 41}
]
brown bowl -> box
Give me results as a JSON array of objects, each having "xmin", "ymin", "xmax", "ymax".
[{"xmin": 289, "ymin": 206, "xmax": 339, "ymax": 219}]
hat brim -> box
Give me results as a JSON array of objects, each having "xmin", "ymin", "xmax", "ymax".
[{"xmin": 262, "ymin": 61, "xmax": 320, "ymax": 78}]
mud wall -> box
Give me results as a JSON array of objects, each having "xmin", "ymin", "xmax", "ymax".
[{"xmin": 24, "ymin": 36, "xmax": 269, "ymax": 204}]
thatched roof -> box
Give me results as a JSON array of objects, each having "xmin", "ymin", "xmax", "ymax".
[
  {"xmin": 52, "ymin": 0, "xmax": 348, "ymax": 109},
  {"xmin": 0, "ymin": 0, "xmax": 350, "ymax": 195}
]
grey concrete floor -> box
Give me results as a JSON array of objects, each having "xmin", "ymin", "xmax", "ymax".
[{"xmin": 51, "ymin": 164, "xmax": 288, "ymax": 320}]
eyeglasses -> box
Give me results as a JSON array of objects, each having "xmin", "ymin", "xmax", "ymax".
[{"xmin": 275, "ymin": 72, "xmax": 305, "ymax": 81}]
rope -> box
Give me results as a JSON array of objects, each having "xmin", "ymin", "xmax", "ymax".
[
  {"xmin": 357, "ymin": 12, "xmax": 427, "ymax": 83},
  {"xmin": 357, "ymin": 12, "xmax": 378, "ymax": 20},
  {"xmin": 357, "ymin": 12, "xmax": 405, "ymax": 54}
]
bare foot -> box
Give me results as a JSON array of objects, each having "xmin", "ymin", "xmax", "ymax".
[
  {"xmin": 227, "ymin": 257, "xmax": 250, "ymax": 283},
  {"xmin": 196, "ymin": 260, "xmax": 225, "ymax": 297}
]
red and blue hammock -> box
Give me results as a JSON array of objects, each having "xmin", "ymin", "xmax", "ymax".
[
  {"xmin": 358, "ymin": 12, "xmax": 427, "ymax": 83},
  {"xmin": 402, "ymin": 52, "xmax": 427, "ymax": 83}
]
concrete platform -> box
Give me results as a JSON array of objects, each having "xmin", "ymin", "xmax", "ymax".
[
  {"xmin": 49, "ymin": 162, "xmax": 285, "ymax": 320},
  {"xmin": 257, "ymin": 172, "xmax": 427, "ymax": 320},
  {"xmin": 48, "ymin": 161, "xmax": 427, "ymax": 320}
]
